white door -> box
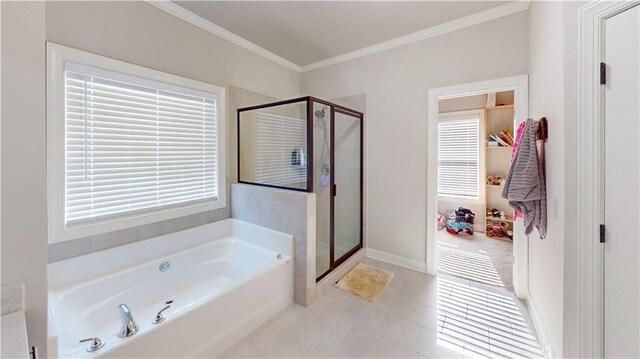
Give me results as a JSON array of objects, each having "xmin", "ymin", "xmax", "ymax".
[{"xmin": 603, "ymin": 5, "xmax": 640, "ymax": 358}]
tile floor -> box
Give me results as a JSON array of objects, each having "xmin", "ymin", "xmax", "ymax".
[
  {"xmin": 437, "ymin": 230, "xmax": 514, "ymax": 292},
  {"xmin": 221, "ymin": 258, "xmax": 543, "ymax": 358}
]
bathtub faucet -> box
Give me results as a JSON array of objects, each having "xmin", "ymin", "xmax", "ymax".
[{"xmin": 117, "ymin": 304, "xmax": 139, "ymax": 338}]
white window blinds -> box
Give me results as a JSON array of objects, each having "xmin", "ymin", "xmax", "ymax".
[
  {"xmin": 64, "ymin": 64, "xmax": 219, "ymax": 227},
  {"xmin": 253, "ymin": 106, "xmax": 307, "ymax": 187},
  {"xmin": 437, "ymin": 116, "xmax": 480, "ymax": 199}
]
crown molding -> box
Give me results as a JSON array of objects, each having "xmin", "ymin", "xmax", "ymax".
[
  {"xmin": 300, "ymin": 1, "xmax": 530, "ymax": 72},
  {"xmin": 145, "ymin": 0, "xmax": 303, "ymax": 73},
  {"xmin": 146, "ymin": 0, "xmax": 530, "ymax": 75}
]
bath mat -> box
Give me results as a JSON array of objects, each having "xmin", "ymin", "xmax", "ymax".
[{"xmin": 335, "ymin": 263, "xmax": 394, "ymax": 302}]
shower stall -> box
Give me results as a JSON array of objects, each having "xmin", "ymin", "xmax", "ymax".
[{"xmin": 237, "ymin": 96, "xmax": 363, "ymax": 281}]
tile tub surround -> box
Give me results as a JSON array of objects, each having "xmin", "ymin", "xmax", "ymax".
[
  {"xmin": 1, "ymin": 282, "xmax": 25, "ymax": 316},
  {"xmin": 231, "ymin": 183, "xmax": 316, "ymax": 306},
  {"xmin": 1, "ymin": 283, "xmax": 29, "ymax": 358},
  {"xmin": 47, "ymin": 210, "xmax": 228, "ymax": 263},
  {"xmin": 222, "ymin": 258, "xmax": 543, "ymax": 359}
]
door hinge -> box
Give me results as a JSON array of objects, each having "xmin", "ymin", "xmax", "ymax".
[
  {"xmin": 600, "ymin": 224, "xmax": 606, "ymax": 243},
  {"xmin": 600, "ymin": 62, "xmax": 607, "ymax": 85},
  {"xmin": 333, "ymin": 184, "xmax": 337, "ymax": 197}
]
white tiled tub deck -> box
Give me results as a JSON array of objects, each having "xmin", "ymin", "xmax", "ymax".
[{"xmin": 222, "ymin": 258, "xmax": 543, "ymax": 359}]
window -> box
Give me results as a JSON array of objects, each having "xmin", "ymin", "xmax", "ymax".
[
  {"xmin": 47, "ymin": 43, "xmax": 226, "ymax": 243},
  {"xmin": 253, "ymin": 105, "xmax": 307, "ymax": 187},
  {"xmin": 437, "ymin": 114, "xmax": 480, "ymax": 199}
]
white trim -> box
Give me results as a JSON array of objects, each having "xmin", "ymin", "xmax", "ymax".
[
  {"xmin": 145, "ymin": 0, "xmax": 302, "ymax": 73},
  {"xmin": 526, "ymin": 292, "xmax": 555, "ymax": 359},
  {"xmin": 366, "ymin": 248, "xmax": 426, "ymax": 273},
  {"xmin": 300, "ymin": 1, "xmax": 530, "ymax": 72},
  {"xmin": 145, "ymin": 0, "xmax": 529, "ymax": 74},
  {"xmin": 46, "ymin": 42, "xmax": 227, "ymax": 243},
  {"xmin": 426, "ymin": 75, "xmax": 529, "ymax": 300},
  {"xmin": 577, "ymin": 2, "xmax": 639, "ymax": 357}
]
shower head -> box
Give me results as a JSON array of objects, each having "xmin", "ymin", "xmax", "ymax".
[{"xmin": 315, "ymin": 106, "xmax": 328, "ymax": 119}]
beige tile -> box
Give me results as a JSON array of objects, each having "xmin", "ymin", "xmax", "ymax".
[
  {"xmin": 48, "ymin": 237, "xmax": 92, "ymax": 263},
  {"xmin": 303, "ymin": 311, "xmax": 353, "ymax": 346},
  {"xmin": 488, "ymin": 327, "xmax": 544, "ymax": 358},
  {"xmin": 220, "ymin": 339, "xmax": 272, "ymax": 358},
  {"xmin": 324, "ymin": 285, "xmax": 357, "ymax": 302},
  {"xmin": 339, "ymin": 300, "xmax": 383, "ymax": 331},
  {"xmin": 244, "ymin": 311, "xmax": 290, "ymax": 345},
  {"xmin": 441, "ymin": 316, "xmax": 490, "ymax": 351},
  {"xmin": 309, "ymin": 289, "xmax": 352, "ymax": 315},
  {"xmin": 299, "ymin": 340, "xmax": 352, "ymax": 358},
  {"xmin": 404, "ymin": 302, "xmax": 444, "ymax": 331},
  {"xmin": 373, "ymin": 313, "xmax": 420, "ymax": 348},
  {"xmin": 412, "ymin": 327, "xmax": 465, "ymax": 359},
  {"xmin": 374, "ymin": 292, "xmax": 410, "ymax": 318},
  {"xmin": 224, "ymin": 259, "xmax": 542, "ymax": 359},
  {"xmin": 396, "ymin": 280, "xmax": 435, "ymax": 305},
  {"xmin": 335, "ymin": 325, "xmax": 390, "ymax": 358},
  {"xmin": 381, "ymin": 341, "xmax": 425, "ymax": 359},
  {"xmin": 280, "ymin": 303, "xmax": 322, "ymax": 329},
  {"xmin": 383, "ymin": 277, "xmax": 403, "ymax": 295},
  {"xmin": 261, "ymin": 322, "xmax": 316, "ymax": 358},
  {"xmin": 394, "ymin": 267, "xmax": 424, "ymax": 285}
]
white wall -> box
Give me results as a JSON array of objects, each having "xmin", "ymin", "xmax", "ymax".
[
  {"xmin": 44, "ymin": 1, "xmax": 301, "ymax": 262},
  {"xmin": 301, "ymin": 12, "xmax": 528, "ymax": 262},
  {"xmin": 560, "ymin": 3, "xmax": 585, "ymax": 357},
  {"xmin": 2, "ymin": 1, "xmax": 301, "ymax": 353},
  {"xmin": 1, "ymin": 1, "xmax": 49, "ymax": 355},
  {"xmin": 527, "ymin": 2, "xmax": 586, "ymax": 357}
]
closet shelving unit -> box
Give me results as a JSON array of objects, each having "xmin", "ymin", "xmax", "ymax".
[{"xmin": 484, "ymin": 92, "xmax": 515, "ymax": 241}]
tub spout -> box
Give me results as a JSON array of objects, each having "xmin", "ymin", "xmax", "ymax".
[{"xmin": 117, "ymin": 304, "xmax": 139, "ymax": 338}]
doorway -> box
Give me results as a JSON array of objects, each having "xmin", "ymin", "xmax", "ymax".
[
  {"xmin": 427, "ymin": 75, "xmax": 529, "ymax": 299},
  {"xmin": 436, "ymin": 92, "xmax": 516, "ymax": 292}
]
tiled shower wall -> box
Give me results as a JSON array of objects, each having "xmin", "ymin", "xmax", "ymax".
[{"xmin": 231, "ymin": 183, "xmax": 316, "ymax": 306}]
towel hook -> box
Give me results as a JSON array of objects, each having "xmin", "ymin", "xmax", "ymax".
[{"xmin": 537, "ymin": 117, "xmax": 548, "ymax": 141}]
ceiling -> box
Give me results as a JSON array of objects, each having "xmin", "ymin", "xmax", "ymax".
[{"xmin": 175, "ymin": 1, "xmax": 505, "ymax": 67}]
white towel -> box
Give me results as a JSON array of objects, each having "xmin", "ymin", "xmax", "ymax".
[{"xmin": 501, "ymin": 119, "xmax": 547, "ymax": 238}]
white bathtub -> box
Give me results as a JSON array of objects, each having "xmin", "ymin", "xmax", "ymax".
[{"xmin": 47, "ymin": 219, "xmax": 293, "ymax": 358}]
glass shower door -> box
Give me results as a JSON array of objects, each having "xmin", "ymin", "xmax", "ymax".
[
  {"xmin": 313, "ymin": 102, "xmax": 332, "ymax": 277},
  {"xmin": 333, "ymin": 109, "xmax": 362, "ymax": 262}
]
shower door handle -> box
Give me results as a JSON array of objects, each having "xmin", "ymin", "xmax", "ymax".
[{"xmin": 333, "ymin": 184, "xmax": 337, "ymax": 197}]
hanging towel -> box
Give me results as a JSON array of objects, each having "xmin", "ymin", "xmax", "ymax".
[
  {"xmin": 510, "ymin": 121, "xmax": 527, "ymax": 219},
  {"xmin": 502, "ymin": 119, "xmax": 547, "ymax": 238}
]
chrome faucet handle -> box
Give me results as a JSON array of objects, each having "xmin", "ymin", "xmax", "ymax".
[
  {"xmin": 152, "ymin": 304, "xmax": 171, "ymax": 324},
  {"xmin": 79, "ymin": 337, "xmax": 105, "ymax": 352}
]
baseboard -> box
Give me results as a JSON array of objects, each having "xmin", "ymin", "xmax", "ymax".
[
  {"xmin": 366, "ymin": 248, "xmax": 426, "ymax": 273},
  {"xmin": 525, "ymin": 292, "xmax": 555, "ymax": 359}
]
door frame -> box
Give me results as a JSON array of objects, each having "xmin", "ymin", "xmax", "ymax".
[
  {"xmin": 577, "ymin": 2, "xmax": 639, "ymax": 357},
  {"xmin": 426, "ymin": 75, "xmax": 529, "ymax": 299}
]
